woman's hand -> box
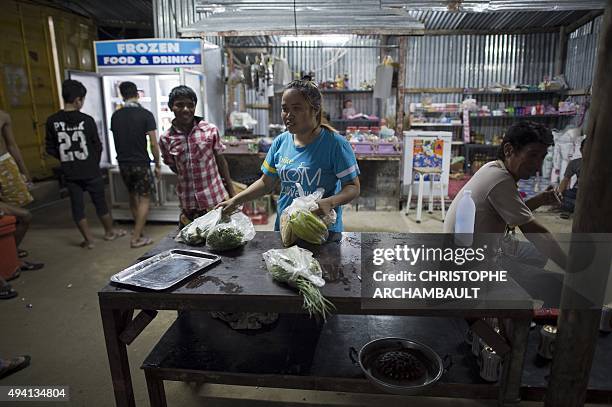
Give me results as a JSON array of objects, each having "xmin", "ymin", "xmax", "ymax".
[
  {"xmin": 313, "ymin": 198, "xmax": 333, "ymax": 217},
  {"xmin": 215, "ymin": 197, "xmax": 241, "ymax": 215}
]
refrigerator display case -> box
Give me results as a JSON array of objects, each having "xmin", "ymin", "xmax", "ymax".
[{"xmin": 66, "ymin": 39, "xmax": 216, "ymax": 221}]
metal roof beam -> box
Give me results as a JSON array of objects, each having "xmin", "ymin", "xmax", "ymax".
[
  {"xmin": 565, "ymin": 10, "xmax": 604, "ymax": 33},
  {"xmin": 195, "ymin": 0, "xmax": 608, "ymax": 13}
]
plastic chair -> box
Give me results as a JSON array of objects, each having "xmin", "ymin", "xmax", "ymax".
[{"xmin": 405, "ymin": 167, "xmax": 446, "ymax": 223}]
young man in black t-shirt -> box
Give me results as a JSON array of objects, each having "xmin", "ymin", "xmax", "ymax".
[
  {"xmin": 110, "ymin": 81, "xmax": 160, "ymax": 248},
  {"xmin": 46, "ymin": 79, "xmax": 125, "ymax": 249}
]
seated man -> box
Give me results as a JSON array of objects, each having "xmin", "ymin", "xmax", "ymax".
[
  {"xmin": 557, "ymin": 138, "xmax": 584, "ymax": 219},
  {"xmin": 444, "ymin": 121, "xmax": 566, "ymax": 269}
]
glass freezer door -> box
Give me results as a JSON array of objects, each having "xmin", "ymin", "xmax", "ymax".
[{"xmin": 180, "ymin": 69, "xmax": 207, "ymax": 120}]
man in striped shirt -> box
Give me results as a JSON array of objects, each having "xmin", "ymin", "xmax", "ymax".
[{"xmin": 160, "ymin": 86, "xmax": 235, "ymax": 226}]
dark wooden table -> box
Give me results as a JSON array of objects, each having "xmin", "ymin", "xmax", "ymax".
[{"xmin": 99, "ymin": 232, "xmax": 534, "ymax": 407}]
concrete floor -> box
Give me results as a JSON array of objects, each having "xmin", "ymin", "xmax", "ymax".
[{"xmin": 0, "ymin": 194, "xmax": 576, "ymax": 407}]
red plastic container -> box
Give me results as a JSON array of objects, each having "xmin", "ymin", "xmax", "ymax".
[{"xmin": 0, "ymin": 215, "xmax": 20, "ymax": 279}]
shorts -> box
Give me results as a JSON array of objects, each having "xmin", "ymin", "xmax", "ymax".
[
  {"xmin": 0, "ymin": 153, "xmax": 33, "ymax": 207},
  {"xmin": 119, "ymin": 164, "xmax": 154, "ymax": 196},
  {"xmin": 66, "ymin": 177, "xmax": 109, "ymax": 222}
]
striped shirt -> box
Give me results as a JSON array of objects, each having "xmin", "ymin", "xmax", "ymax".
[{"xmin": 160, "ymin": 118, "xmax": 228, "ymax": 211}]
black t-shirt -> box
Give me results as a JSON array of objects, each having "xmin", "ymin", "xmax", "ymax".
[
  {"xmin": 45, "ymin": 110, "xmax": 102, "ymax": 181},
  {"xmin": 110, "ymin": 104, "xmax": 157, "ymax": 165}
]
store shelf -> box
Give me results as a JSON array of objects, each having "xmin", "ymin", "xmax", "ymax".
[
  {"xmin": 465, "ymin": 143, "xmax": 500, "ymax": 148},
  {"xmin": 321, "ymin": 89, "xmax": 373, "ymax": 94},
  {"xmin": 469, "ymin": 113, "xmax": 576, "ymax": 119},
  {"xmin": 463, "ymin": 89, "xmax": 562, "ymax": 95},
  {"xmin": 355, "ymin": 155, "xmax": 401, "ymax": 161},
  {"xmin": 410, "ymin": 123, "xmax": 463, "ymax": 127},
  {"xmin": 451, "ymin": 141, "xmax": 465, "ymax": 145}
]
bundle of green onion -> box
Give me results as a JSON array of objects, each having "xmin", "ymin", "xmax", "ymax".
[{"xmin": 268, "ymin": 264, "xmax": 335, "ymax": 320}]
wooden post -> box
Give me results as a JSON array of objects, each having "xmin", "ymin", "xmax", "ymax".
[
  {"xmin": 545, "ymin": 2, "xmax": 612, "ymax": 406},
  {"xmin": 395, "ymin": 36, "xmax": 407, "ymax": 137},
  {"xmin": 555, "ymin": 25, "xmax": 567, "ymax": 77}
]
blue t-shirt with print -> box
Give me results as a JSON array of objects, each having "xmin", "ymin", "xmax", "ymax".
[{"xmin": 261, "ymin": 128, "xmax": 360, "ymax": 233}]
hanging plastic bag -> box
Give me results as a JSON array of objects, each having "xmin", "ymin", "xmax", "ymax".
[
  {"xmin": 206, "ymin": 211, "xmax": 256, "ymax": 251},
  {"xmin": 175, "ymin": 208, "xmax": 222, "ymax": 245},
  {"xmin": 279, "ymin": 184, "xmax": 336, "ymax": 246},
  {"xmin": 263, "ymin": 246, "xmax": 334, "ymax": 319}
]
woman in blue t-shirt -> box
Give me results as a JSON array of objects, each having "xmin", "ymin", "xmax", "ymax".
[{"xmin": 218, "ymin": 76, "xmax": 360, "ymax": 236}]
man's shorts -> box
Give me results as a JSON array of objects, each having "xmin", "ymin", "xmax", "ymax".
[
  {"xmin": 66, "ymin": 177, "xmax": 109, "ymax": 222},
  {"xmin": 119, "ymin": 164, "xmax": 155, "ymax": 196},
  {"xmin": 0, "ymin": 153, "xmax": 33, "ymax": 207}
]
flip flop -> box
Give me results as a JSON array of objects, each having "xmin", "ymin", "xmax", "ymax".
[
  {"xmin": 131, "ymin": 236, "xmax": 154, "ymax": 249},
  {"xmin": 104, "ymin": 229, "xmax": 127, "ymax": 241},
  {"xmin": 79, "ymin": 240, "xmax": 95, "ymax": 249},
  {"xmin": 20, "ymin": 260, "xmax": 44, "ymax": 271},
  {"xmin": 17, "ymin": 249, "xmax": 28, "ymax": 258},
  {"xmin": 0, "ymin": 285, "xmax": 18, "ymax": 300},
  {"xmin": 0, "ymin": 355, "xmax": 31, "ymax": 378}
]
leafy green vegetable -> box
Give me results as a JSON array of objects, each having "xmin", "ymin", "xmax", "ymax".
[
  {"xmin": 268, "ymin": 265, "xmax": 334, "ymax": 320},
  {"xmin": 207, "ymin": 226, "xmax": 244, "ymax": 251}
]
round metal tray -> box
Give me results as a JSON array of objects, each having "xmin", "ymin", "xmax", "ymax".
[{"xmin": 350, "ymin": 337, "xmax": 445, "ymax": 396}]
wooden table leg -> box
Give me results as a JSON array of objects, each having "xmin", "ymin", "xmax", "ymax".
[
  {"xmin": 100, "ymin": 305, "xmax": 136, "ymax": 407},
  {"xmin": 498, "ymin": 316, "xmax": 531, "ymax": 406},
  {"xmin": 144, "ymin": 370, "xmax": 167, "ymax": 407}
]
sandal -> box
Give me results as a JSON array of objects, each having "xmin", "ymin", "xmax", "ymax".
[
  {"xmin": 104, "ymin": 229, "xmax": 127, "ymax": 241},
  {"xmin": 0, "ymin": 355, "xmax": 31, "ymax": 378},
  {"xmin": 0, "ymin": 285, "xmax": 18, "ymax": 300},
  {"xmin": 20, "ymin": 260, "xmax": 44, "ymax": 271},
  {"xmin": 131, "ymin": 236, "xmax": 154, "ymax": 249},
  {"xmin": 79, "ymin": 240, "xmax": 95, "ymax": 250},
  {"xmin": 17, "ymin": 249, "xmax": 28, "ymax": 258}
]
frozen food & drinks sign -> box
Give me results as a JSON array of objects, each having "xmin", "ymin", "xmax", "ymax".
[{"xmin": 95, "ymin": 39, "xmax": 202, "ymax": 69}]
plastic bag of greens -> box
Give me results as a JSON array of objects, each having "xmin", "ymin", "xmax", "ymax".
[
  {"xmin": 206, "ymin": 211, "xmax": 256, "ymax": 251},
  {"xmin": 279, "ymin": 184, "xmax": 336, "ymax": 246},
  {"xmin": 263, "ymin": 246, "xmax": 334, "ymax": 319},
  {"xmin": 175, "ymin": 208, "xmax": 222, "ymax": 245}
]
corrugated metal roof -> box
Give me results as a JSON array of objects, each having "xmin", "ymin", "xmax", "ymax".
[
  {"xmin": 180, "ymin": 9, "xmax": 426, "ymax": 36},
  {"xmin": 407, "ymin": 10, "xmax": 592, "ymax": 30},
  {"xmin": 194, "ymin": 0, "xmax": 607, "ymax": 12},
  {"xmin": 180, "ymin": 0, "xmax": 605, "ymax": 37},
  {"xmin": 46, "ymin": 0, "xmax": 153, "ymax": 28}
]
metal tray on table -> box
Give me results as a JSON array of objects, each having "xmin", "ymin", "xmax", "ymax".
[{"xmin": 110, "ymin": 249, "xmax": 221, "ymax": 290}]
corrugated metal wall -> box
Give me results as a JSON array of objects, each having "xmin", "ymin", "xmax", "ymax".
[
  {"xmin": 0, "ymin": 1, "xmax": 97, "ymax": 179},
  {"xmin": 154, "ymin": 0, "xmax": 221, "ymax": 45},
  {"xmin": 402, "ymin": 32, "xmax": 567, "ymax": 141},
  {"xmin": 565, "ymin": 15, "xmax": 602, "ymax": 89}
]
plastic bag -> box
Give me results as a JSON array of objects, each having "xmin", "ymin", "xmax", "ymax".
[
  {"xmin": 263, "ymin": 246, "xmax": 325, "ymax": 287},
  {"xmin": 175, "ymin": 208, "xmax": 222, "ymax": 245},
  {"xmin": 206, "ymin": 211, "xmax": 256, "ymax": 251},
  {"xmin": 263, "ymin": 246, "xmax": 334, "ymax": 319},
  {"xmin": 279, "ymin": 184, "xmax": 336, "ymax": 246}
]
